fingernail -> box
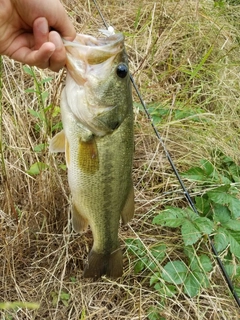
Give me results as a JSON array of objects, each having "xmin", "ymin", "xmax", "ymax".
[{"xmin": 51, "ymin": 32, "xmax": 63, "ymax": 50}]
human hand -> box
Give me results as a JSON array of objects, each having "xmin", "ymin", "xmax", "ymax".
[{"xmin": 0, "ymin": 0, "xmax": 76, "ymax": 71}]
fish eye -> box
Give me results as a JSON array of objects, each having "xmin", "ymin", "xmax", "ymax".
[{"xmin": 116, "ymin": 64, "xmax": 128, "ymax": 78}]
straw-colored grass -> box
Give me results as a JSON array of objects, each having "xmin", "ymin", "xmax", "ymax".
[{"xmin": 1, "ymin": 0, "xmax": 240, "ymax": 319}]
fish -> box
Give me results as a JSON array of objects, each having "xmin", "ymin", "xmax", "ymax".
[{"xmin": 50, "ymin": 32, "xmax": 134, "ymax": 278}]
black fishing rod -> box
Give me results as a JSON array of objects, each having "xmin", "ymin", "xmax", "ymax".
[{"xmin": 92, "ymin": 0, "xmax": 240, "ymax": 309}]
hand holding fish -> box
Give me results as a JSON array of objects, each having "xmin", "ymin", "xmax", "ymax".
[{"xmin": 0, "ymin": 0, "xmax": 76, "ymax": 71}]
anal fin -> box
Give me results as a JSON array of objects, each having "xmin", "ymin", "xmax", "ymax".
[
  {"xmin": 83, "ymin": 248, "xmax": 123, "ymax": 279},
  {"xmin": 71, "ymin": 202, "xmax": 89, "ymax": 233},
  {"xmin": 121, "ymin": 182, "xmax": 134, "ymax": 225}
]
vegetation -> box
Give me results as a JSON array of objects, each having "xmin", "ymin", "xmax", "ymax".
[{"xmin": 1, "ymin": 0, "xmax": 240, "ymax": 319}]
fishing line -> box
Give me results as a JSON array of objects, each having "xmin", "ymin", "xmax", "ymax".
[{"xmin": 92, "ymin": 0, "xmax": 240, "ymax": 308}]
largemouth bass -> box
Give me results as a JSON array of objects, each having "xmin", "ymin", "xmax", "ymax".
[{"xmin": 50, "ymin": 33, "xmax": 134, "ymax": 278}]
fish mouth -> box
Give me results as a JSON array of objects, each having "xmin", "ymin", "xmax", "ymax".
[
  {"xmin": 63, "ymin": 33, "xmax": 125, "ymax": 87},
  {"xmin": 63, "ymin": 33, "xmax": 124, "ymax": 66}
]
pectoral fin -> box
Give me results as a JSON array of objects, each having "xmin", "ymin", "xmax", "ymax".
[
  {"xmin": 71, "ymin": 202, "xmax": 89, "ymax": 233},
  {"xmin": 121, "ymin": 182, "xmax": 134, "ymax": 224},
  {"xmin": 49, "ymin": 130, "xmax": 65, "ymax": 153}
]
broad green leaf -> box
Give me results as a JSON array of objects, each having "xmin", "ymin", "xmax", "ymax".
[
  {"xmin": 52, "ymin": 106, "xmax": 61, "ymax": 117},
  {"xmin": 60, "ymin": 291, "xmax": 70, "ymax": 301},
  {"xmin": 141, "ymin": 245, "xmax": 167, "ymax": 272},
  {"xmin": 235, "ymin": 287, "xmax": 240, "ymax": 297},
  {"xmin": 213, "ymin": 204, "xmax": 231, "ymax": 224},
  {"xmin": 70, "ymin": 277, "xmax": 76, "ymax": 283},
  {"xmin": 23, "ymin": 65, "xmax": 34, "ymax": 76},
  {"xmin": 228, "ymin": 197, "xmax": 240, "ymax": 218},
  {"xmin": 164, "ymin": 284, "xmax": 177, "ymax": 297},
  {"xmin": 200, "ymin": 159, "xmax": 214, "ymax": 176},
  {"xmin": 225, "ymin": 220, "xmax": 240, "ymax": 231},
  {"xmin": 33, "ymin": 143, "xmax": 46, "ymax": 153},
  {"xmin": 210, "ymin": 191, "xmax": 240, "ymax": 219},
  {"xmin": 184, "ymin": 207, "xmax": 199, "ymax": 219},
  {"xmin": 62, "ymin": 300, "xmax": 69, "ymax": 307},
  {"xmin": 236, "ymin": 265, "xmax": 240, "ymax": 278},
  {"xmin": 162, "ymin": 260, "xmax": 187, "ymax": 285},
  {"xmin": 58, "ymin": 164, "xmax": 67, "ymax": 171},
  {"xmin": 190, "ymin": 254, "xmax": 212, "ymax": 273},
  {"xmin": 224, "ymin": 263, "xmax": 235, "ymax": 278},
  {"xmin": 153, "ymin": 207, "xmax": 184, "ymax": 227},
  {"xmin": 153, "ymin": 282, "xmax": 162, "ymax": 293},
  {"xmin": 42, "ymin": 77, "xmax": 53, "ymax": 83},
  {"xmin": 147, "ymin": 307, "xmax": 165, "ymax": 320},
  {"xmin": 214, "ymin": 228, "xmax": 229, "ymax": 252},
  {"xmin": 183, "ymin": 273, "xmax": 200, "ymax": 297},
  {"xmin": 194, "ymin": 271, "xmax": 210, "ymax": 288},
  {"xmin": 150, "ymin": 244, "xmax": 166, "ymax": 261},
  {"xmin": 52, "ymin": 122, "xmax": 63, "ymax": 131},
  {"xmin": 195, "ymin": 196, "xmax": 211, "ymax": 215},
  {"xmin": 28, "ymin": 108, "xmax": 45, "ymax": 121},
  {"xmin": 207, "ymin": 185, "xmax": 231, "ymax": 205},
  {"xmin": 44, "ymin": 103, "xmax": 53, "ymax": 112},
  {"xmin": 173, "ymin": 109, "xmax": 203, "ymax": 122},
  {"xmin": 194, "ymin": 217, "xmax": 213, "ymax": 235},
  {"xmin": 228, "ymin": 164, "xmax": 240, "ymax": 182},
  {"xmin": 189, "ymin": 255, "xmax": 199, "ymax": 271},
  {"xmin": 134, "ymin": 260, "xmax": 145, "ymax": 273},
  {"xmin": 152, "ymin": 114, "xmax": 161, "ymax": 125},
  {"xmin": 145, "ymin": 259, "xmax": 158, "ymax": 272},
  {"xmin": 27, "ymin": 162, "xmax": 49, "ymax": 176},
  {"xmin": 182, "ymin": 166, "xmax": 206, "ymax": 181},
  {"xmin": 219, "ymin": 174, "xmax": 232, "ymax": 184},
  {"xmin": 51, "ymin": 292, "xmax": 58, "ymax": 306},
  {"xmin": 181, "ymin": 220, "xmax": 202, "ymax": 246},
  {"xmin": 146, "ymin": 104, "xmax": 168, "ymax": 125},
  {"xmin": 125, "ymin": 239, "xmax": 145, "ymax": 256},
  {"xmin": 228, "ymin": 230, "xmax": 240, "ymax": 258},
  {"xmin": 150, "ymin": 273, "xmax": 161, "ymax": 286},
  {"xmin": 28, "ymin": 108, "xmax": 41, "ymax": 119},
  {"xmin": 183, "ymin": 246, "xmax": 194, "ymax": 259},
  {"xmin": 41, "ymin": 90, "xmax": 49, "ymax": 103},
  {"xmin": 198, "ymin": 254, "xmax": 213, "ymax": 272}
]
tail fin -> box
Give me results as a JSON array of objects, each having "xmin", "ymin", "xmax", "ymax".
[{"xmin": 83, "ymin": 248, "xmax": 123, "ymax": 279}]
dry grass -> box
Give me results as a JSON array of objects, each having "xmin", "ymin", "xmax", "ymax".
[{"xmin": 1, "ymin": 0, "xmax": 240, "ymax": 319}]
